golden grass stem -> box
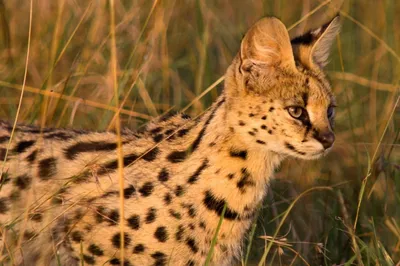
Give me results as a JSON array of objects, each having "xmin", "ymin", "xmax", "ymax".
[
  {"xmin": 109, "ymin": 0, "xmax": 125, "ymax": 263},
  {"xmin": 257, "ymin": 187, "xmax": 333, "ymax": 266},
  {"xmin": 353, "ymin": 95, "xmax": 399, "ymax": 231},
  {"xmin": 205, "ymin": 203, "xmax": 227, "ymax": 266},
  {"xmin": 339, "ymin": 10, "xmax": 400, "ymax": 64},
  {"xmin": 0, "ymin": 0, "xmax": 33, "ymax": 182},
  {"xmin": 0, "ymin": 80, "xmax": 152, "ymax": 120},
  {"xmin": 329, "ymin": 72, "xmax": 399, "ymax": 92},
  {"xmin": 40, "ymin": 1, "xmax": 93, "ymax": 129},
  {"xmin": 287, "ymin": 0, "xmax": 332, "ymax": 31},
  {"xmin": 181, "ymin": 76, "xmax": 225, "ymax": 113}
]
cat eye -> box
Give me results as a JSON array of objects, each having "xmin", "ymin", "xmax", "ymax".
[
  {"xmin": 327, "ymin": 106, "xmax": 335, "ymax": 119},
  {"xmin": 287, "ymin": 106, "xmax": 304, "ymax": 119}
]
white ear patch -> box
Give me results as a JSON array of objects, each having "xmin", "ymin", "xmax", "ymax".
[{"xmin": 310, "ymin": 16, "xmax": 341, "ymax": 68}]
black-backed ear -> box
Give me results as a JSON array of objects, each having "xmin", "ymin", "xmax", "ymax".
[
  {"xmin": 240, "ymin": 17, "xmax": 297, "ymax": 73},
  {"xmin": 291, "ymin": 15, "xmax": 341, "ymax": 68}
]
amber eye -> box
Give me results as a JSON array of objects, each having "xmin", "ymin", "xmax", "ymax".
[
  {"xmin": 287, "ymin": 106, "xmax": 304, "ymax": 119},
  {"xmin": 327, "ymin": 106, "xmax": 335, "ymax": 119}
]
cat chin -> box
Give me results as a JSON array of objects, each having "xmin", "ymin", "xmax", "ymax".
[{"xmin": 288, "ymin": 151, "xmax": 325, "ymax": 160}]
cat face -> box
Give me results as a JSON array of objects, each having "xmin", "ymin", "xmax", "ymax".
[{"xmin": 226, "ymin": 16, "xmax": 340, "ymax": 159}]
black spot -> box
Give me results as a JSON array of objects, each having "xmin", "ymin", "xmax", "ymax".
[
  {"xmin": 23, "ymin": 230, "xmax": 35, "ymax": 240},
  {"xmin": 26, "ymin": 150, "xmax": 37, "ymax": 163},
  {"xmin": 64, "ymin": 141, "xmax": 119, "ymax": 160},
  {"xmin": 169, "ymin": 209, "xmax": 182, "ymax": 220},
  {"xmin": 186, "ymin": 238, "xmax": 199, "ymax": 253},
  {"xmin": 0, "ymin": 148, "xmax": 6, "ymax": 160},
  {"xmin": 269, "ymin": 107, "xmax": 275, "ymax": 112},
  {"xmin": 302, "ymin": 92, "xmax": 309, "ymax": 107},
  {"xmin": 261, "ymin": 115, "xmax": 267, "ymax": 120},
  {"xmin": 186, "ymin": 260, "xmax": 195, "ymax": 266},
  {"xmin": 13, "ymin": 174, "xmax": 31, "ymax": 190},
  {"xmin": 95, "ymin": 206, "xmax": 107, "ymax": 223},
  {"xmin": 285, "ymin": 142, "xmax": 306, "ymax": 155},
  {"xmin": 227, "ymin": 173, "xmax": 235, "ymax": 179},
  {"xmin": 71, "ymin": 231, "xmax": 83, "ymax": 243},
  {"xmin": 268, "ymin": 130, "xmax": 273, "ymax": 135},
  {"xmin": 248, "ymin": 131, "xmax": 255, "ymax": 136},
  {"xmin": 107, "ymin": 209, "xmax": 119, "ymax": 226},
  {"xmin": 256, "ymin": 140, "xmax": 266, "ymax": 145},
  {"xmin": 44, "ymin": 131, "xmax": 74, "ymax": 140},
  {"xmin": 127, "ymin": 214, "xmax": 140, "ymax": 230},
  {"xmin": 165, "ymin": 129, "xmax": 174, "ymax": 135},
  {"xmin": 150, "ymin": 127, "xmax": 163, "ymax": 134},
  {"xmin": 181, "ymin": 113, "xmax": 191, "ymax": 119},
  {"xmin": 9, "ymin": 190, "xmax": 20, "ymax": 202},
  {"xmin": 175, "ymin": 225, "xmax": 184, "ymax": 242},
  {"xmin": 237, "ymin": 168, "xmax": 255, "ymax": 193},
  {"xmin": 178, "ymin": 128, "xmax": 190, "ymax": 137},
  {"xmin": 153, "ymin": 134, "xmax": 164, "ymax": 143},
  {"xmin": 38, "ymin": 157, "xmax": 57, "ymax": 180},
  {"xmin": 98, "ymin": 154, "xmax": 139, "ymax": 175},
  {"xmin": 188, "ymin": 206, "xmax": 196, "ymax": 218},
  {"xmin": 83, "ymin": 254, "xmax": 95, "ymax": 265},
  {"xmin": 187, "ymin": 159, "xmax": 208, "ymax": 184},
  {"xmin": 203, "ymin": 190, "xmax": 240, "ymax": 220},
  {"xmin": 188, "ymin": 223, "xmax": 195, "ymax": 230},
  {"xmin": 164, "ymin": 193, "xmax": 172, "ymax": 205},
  {"xmin": 175, "ymin": 185, "xmax": 185, "ymax": 197},
  {"xmin": 124, "ymin": 185, "xmax": 136, "ymax": 199},
  {"xmin": 199, "ymin": 221, "xmax": 206, "ymax": 229},
  {"xmin": 261, "ymin": 125, "xmax": 267, "ymax": 130},
  {"xmin": 14, "ymin": 140, "xmax": 35, "ymax": 153},
  {"xmin": 109, "ymin": 258, "xmax": 120, "ymax": 265},
  {"xmin": 139, "ymin": 182, "xmax": 154, "ymax": 197},
  {"xmin": 0, "ymin": 135, "xmax": 10, "ymax": 143},
  {"xmin": 88, "ymin": 244, "xmax": 104, "ymax": 256},
  {"xmin": 229, "ymin": 149, "xmax": 247, "ymax": 160},
  {"xmin": 30, "ymin": 213, "xmax": 43, "ymax": 222},
  {"xmin": 111, "ymin": 232, "xmax": 131, "ymax": 248},
  {"xmin": 145, "ymin": 208, "xmax": 157, "ymax": 224},
  {"xmin": 238, "ymin": 120, "xmax": 245, "ymax": 126},
  {"xmin": 158, "ymin": 168, "xmax": 169, "ymax": 182},
  {"xmin": 167, "ymin": 150, "xmax": 188, "ymax": 163},
  {"xmin": 154, "ymin": 226, "xmax": 168, "ymax": 242},
  {"xmin": 151, "ymin": 251, "xmax": 167, "ymax": 266},
  {"xmin": 142, "ymin": 147, "xmax": 159, "ymax": 162},
  {"xmin": 248, "ymin": 113, "xmax": 255, "ymax": 117},
  {"xmin": 133, "ymin": 244, "xmax": 145, "ymax": 254}
]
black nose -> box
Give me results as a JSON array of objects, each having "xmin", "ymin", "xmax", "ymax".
[{"xmin": 315, "ymin": 130, "xmax": 335, "ymax": 149}]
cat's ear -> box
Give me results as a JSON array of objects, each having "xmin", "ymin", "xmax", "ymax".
[
  {"xmin": 291, "ymin": 15, "xmax": 341, "ymax": 68},
  {"xmin": 240, "ymin": 17, "xmax": 297, "ymax": 73}
]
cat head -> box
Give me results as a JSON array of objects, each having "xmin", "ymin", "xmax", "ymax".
[{"xmin": 226, "ymin": 16, "xmax": 340, "ymax": 159}]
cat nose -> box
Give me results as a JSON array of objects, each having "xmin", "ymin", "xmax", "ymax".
[{"xmin": 315, "ymin": 130, "xmax": 335, "ymax": 149}]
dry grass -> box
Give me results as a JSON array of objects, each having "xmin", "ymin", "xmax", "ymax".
[{"xmin": 0, "ymin": 0, "xmax": 399, "ymax": 265}]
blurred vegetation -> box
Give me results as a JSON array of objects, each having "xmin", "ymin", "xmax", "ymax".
[{"xmin": 0, "ymin": 0, "xmax": 399, "ymax": 265}]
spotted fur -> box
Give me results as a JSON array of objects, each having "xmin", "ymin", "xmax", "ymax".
[{"xmin": 0, "ymin": 16, "xmax": 340, "ymax": 265}]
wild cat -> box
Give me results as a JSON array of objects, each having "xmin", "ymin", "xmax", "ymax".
[{"xmin": 0, "ymin": 15, "xmax": 340, "ymax": 265}]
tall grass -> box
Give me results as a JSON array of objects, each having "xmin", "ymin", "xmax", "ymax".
[{"xmin": 0, "ymin": 0, "xmax": 398, "ymax": 264}]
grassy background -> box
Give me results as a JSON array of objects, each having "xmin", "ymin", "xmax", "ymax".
[{"xmin": 0, "ymin": 0, "xmax": 399, "ymax": 265}]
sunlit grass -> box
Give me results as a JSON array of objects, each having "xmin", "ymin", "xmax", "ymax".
[{"xmin": 0, "ymin": 0, "xmax": 398, "ymax": 264}]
